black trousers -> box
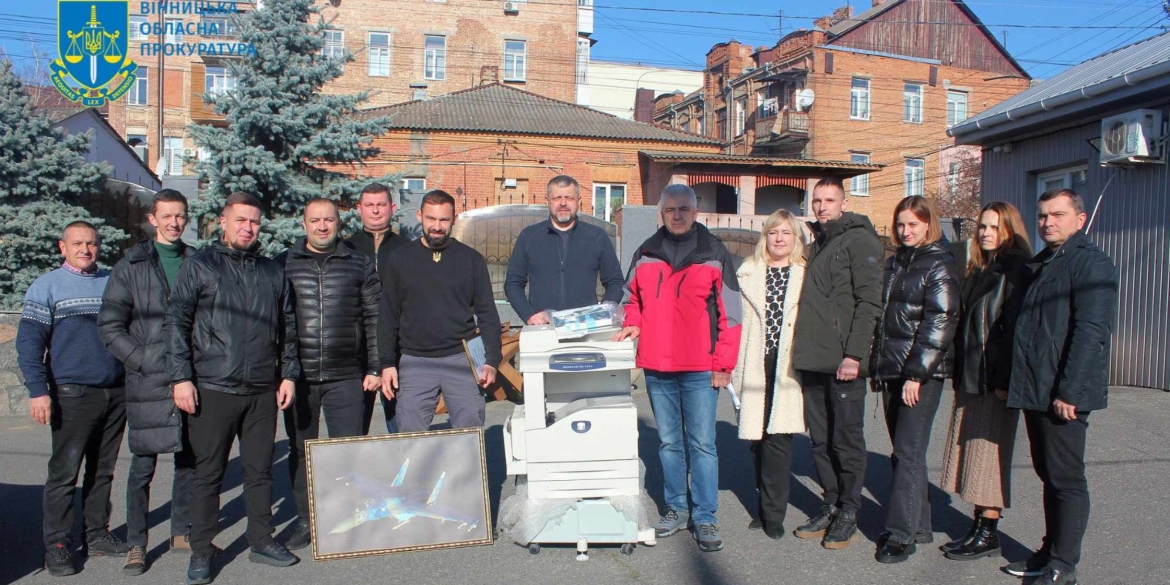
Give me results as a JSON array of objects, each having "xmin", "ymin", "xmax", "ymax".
[
  {"xmin": 43, "ymin": 384, "xmax": 127, "ymax": 547},
  {"xmin": 187, "ymin": 390, "xmax": 277, "ymax": 555},
  {"xmin": 125, "ymin": 444, "xmax": 196, "ymax": 547},
  {"xmin": 799, "ymin": 371, "xmax": 868, "ymax": 513},
  {"xmin": 362, "ymin": 390, "xmax": 398, "ymax": 435},
  {"xmin": 1024, "ymin": 408, "xmax": 1091, "ymax": 572},
  {"xmin": 881, "ymin": 378, "xmax": 944, "ymax": 545},
  {"xmin": 754, "ymin": 352, "xmax": 793, "ymax": 531},
  {"xmin": 284, "ymin": 379, "xmax": 366, "ymax": 524}
]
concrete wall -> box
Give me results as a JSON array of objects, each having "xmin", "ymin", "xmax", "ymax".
[
  {"xmin": 0, "ymin": 314, "xmax": 28, "ymax": 416},
  {"xmin": 579, "ymin": 61, "xmax": 703, "ymax": 120}
]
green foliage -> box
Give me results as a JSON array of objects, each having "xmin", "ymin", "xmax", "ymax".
[
  {"xmin": 0, "ymin": 60, "xmax": 126, "ymax": 309},
  {"xmin": 188, "ymin": 0, "xmax": 398, "ymax": 255}
]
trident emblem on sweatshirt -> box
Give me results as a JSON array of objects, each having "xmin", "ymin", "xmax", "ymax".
[{"xmin": 432, "ymin": 251, "xmax": 442, "ymax": 263}]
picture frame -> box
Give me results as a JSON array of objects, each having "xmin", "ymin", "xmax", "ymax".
[{"xmin": 304, "ymin": 428, "xmax": 493, "ymax": 560}]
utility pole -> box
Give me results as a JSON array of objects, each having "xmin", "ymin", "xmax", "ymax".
[{"xmin": 1002, "ymin": 30, "xmax": 1008, "ymax": 49}]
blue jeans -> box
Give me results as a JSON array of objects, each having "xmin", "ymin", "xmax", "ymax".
[{"xmin": 645, "ymin": 370, "xmax": 719, "ymax": 526}]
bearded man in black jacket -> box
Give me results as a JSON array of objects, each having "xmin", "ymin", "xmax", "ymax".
[
  {"xmin": 166, "ymin": 192, "xmax": 300, "ymax": 584},
  {"xmin": 276, "ymin": 198, "xmax": 381, "ymax": 552}
]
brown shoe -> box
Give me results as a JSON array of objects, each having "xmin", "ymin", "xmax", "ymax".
[
  {"xmin": 123, "ymin": 546, "xmax": 146, "ymax": 576},
  {"xmin": 170, "ymin": 534, "xmax": 192, "ymax": 554}
]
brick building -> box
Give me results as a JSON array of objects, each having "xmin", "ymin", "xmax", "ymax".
[
  {"xmin": 107, "ymin": 0, "xmax": 587, "ymax": 180},
  {"xmin": 652, "ymin": 0, "xmax": 1032, "ymax": 234},
  {"xmin": 341, "ymin": 83, "xmax": 878, "ymax": 223}
]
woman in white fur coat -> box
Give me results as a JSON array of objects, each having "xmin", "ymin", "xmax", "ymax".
[{"xmin": 732, "ymin": 209, "xmax": 807, "ymax": 540}]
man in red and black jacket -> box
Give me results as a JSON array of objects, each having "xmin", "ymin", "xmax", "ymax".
[{"xmin": 615, "ymin": 184, "xmax": 742, "ymax": 553}]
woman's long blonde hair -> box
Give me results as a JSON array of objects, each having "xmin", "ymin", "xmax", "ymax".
[{"xmin": 752, "ymin": 209, "xmax": 807, "ymax": 267}]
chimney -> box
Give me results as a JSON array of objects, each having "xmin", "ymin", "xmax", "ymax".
[
  {"xmin": 832, "ymin": 6, "xmax": 854, "ymax": 22},
  {"xmin": 814, "ymin": 16, "xmax": 833, "ymax": 30},
  {"xmin": 634, "ymin": 88, "xmax": 655, "ymax": 123},
  {"xmin": 480, "ymin": 65, "xmax": 499, "ymax": 85},
  {"xmin": 872, "ymin": 0, "xmax": 885, "ymax": 6}
]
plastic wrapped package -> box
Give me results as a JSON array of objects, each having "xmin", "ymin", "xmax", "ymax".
[
  {"xmin": 497, "ymin": 462, "xmax": 658, "ymax": 545},
  {"xmin": 547, "ymin": 301, "xmax": 626, "ymax": 339}
]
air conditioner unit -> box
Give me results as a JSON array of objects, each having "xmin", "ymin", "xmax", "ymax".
[
  {"xmin": 1099, "ymin": 109, "xmax": 1164, "ymax": 165},
  {"xmin": 504, "ymin": 1, "xmax": 520, "ymax": 13},
  {"xmin": 503, "ymin": 178, "xmax": 518, "ymax": 188}
]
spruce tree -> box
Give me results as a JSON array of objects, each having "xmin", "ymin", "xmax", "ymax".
[
  {"xmin": 189, "ymin": 0, "xmax": 397, "ymax": 254},
  {"xmin": 0, "ymin": 60, "xmax": 126, "ymax": 309}
]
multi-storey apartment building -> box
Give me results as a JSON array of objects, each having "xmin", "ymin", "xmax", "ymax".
[
  {"xmin": 652, "ymin": 0, "xmax": 1033, "ymax": 233},
  {"xmin": 107, "ymin": 0, "xmax": 589, "ymax": 179}
]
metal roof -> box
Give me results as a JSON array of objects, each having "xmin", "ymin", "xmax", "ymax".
[
  {"xmin": 639, "ymin": 150, "xmax": 884, "ymax": 174},
  {"xmin": 950, "ymin": 30, "xmax": 1170, "ymax": 139},
  {"xmin": 363, "ymin": 83, "xmax": 719, "ymax": 145}
]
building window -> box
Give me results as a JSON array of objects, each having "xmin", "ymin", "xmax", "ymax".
[
  {"xmin": 403, "ymin": 178, "xmax": 426, "ymax": 192},
  {"xmin": 127, "ymin": 134, "xmax": 148, "ymax": 162},
  {"xmin": 592, "ymin": 184, "xmax": 626, "ymax": 221},
  {"xmin": 904, "ymin": 83, "xmax": 923, "ymax": 123},
  {"xmin": 412, "ymin": 88, "xmax": 426, "ymax": 101},
  {"xmin": 850, "ymin": 153, "xmax": 870, "ymax": 196},
  {"xmin": 850, "ymin": 77, "xmax": 870, "ymax": 120},
  {"xmin": 715, "ymin": 110, "xmax": 727, "ymax": 140},
  {"xmin": 948, "ymin": 161, "xmax": 962, "ymax": 196},
  {"xmin": 503, "ymin": 40, "xmax": 526, "ymax": 81},
  {"xmin": 576, "ymin": 37, "xmax": 589, "ymax": 84},
  {"xmin": 204, "ymin": 65, "xmax": 236, "ymax": 96},
  {"xmin": 1037, "ymin": 166, "xmax": 1088, "ymax": 195},
  {"xmin": 201, "ymin": 15, "xmax": 239, "ymax": 37},
  {"xmin": 323, "ymin": 29, "xmax": 345, "ymax": 68},
  {"xmin": 946, "ymin": 91, "xmax": 968, "ymax": 127},
  {"xmin": 368, "ymin": 32, "xmax": 390, "ymax": 77},
  {"xmin": 735, "ymin": 97, "xmax": 747, "ymax": 136},
  {"xmin": 163, "ymin": 137, "xmax": 184, "ymax": 176},
  {"xmin": 904, "ymin": 158, "xmax": 925, "ymax": 197},
  {"xmin": 128, "ymin": 66, "xmax": 148, "ymax": 105},
  {"xmin": 165, "ymin": 18, "xmax": 184, "ymax": 44},
  {"xmin": 130, "ymin": 16, "xmax": 148, "ymax": 41},
  {"xmin": 424, "ymin": 35, "xmax": 446, "ymax": 80}
]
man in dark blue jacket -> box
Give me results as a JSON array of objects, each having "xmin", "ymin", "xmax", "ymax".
[
  {"xmin": 505, "ymin": 175, "xmax": 624, "ymax": 324},
  {"xmin": 1005, "ymin": 189, "xmax": 1117, "ymax": 585}
]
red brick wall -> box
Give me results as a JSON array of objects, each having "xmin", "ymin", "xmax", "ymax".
[
  {"xmin": 318, "ymin": 0, "xmax": 579, "ymax": 107},
  {"xmin": 806, "ymin": 48, "xmax": 1029, "ymax": 233},
  {"xmin": 334, "ymin": 131, "xmax": 721, "ymax": 213}
]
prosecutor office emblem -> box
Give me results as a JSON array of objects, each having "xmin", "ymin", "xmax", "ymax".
[{"xmin": 51, "ymin": 0, "xmax": 138, "ymax": 107}]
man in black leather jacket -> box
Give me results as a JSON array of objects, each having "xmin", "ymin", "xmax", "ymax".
[
  {"xmin": 166, "ymin": 192, "xmax": 300, "ymax": 584},
  {"xmin": 276, "ymin": 199, "xmax": 381, "ymax": 551}
]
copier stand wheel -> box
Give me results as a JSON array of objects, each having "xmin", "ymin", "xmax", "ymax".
[
  {"xmin": 620, "ymin": 543, "xmax": 636, "ymax": 556},
  {"xmin": 527, "ymin": 543, "xmax": 541, "ymax": 555}
]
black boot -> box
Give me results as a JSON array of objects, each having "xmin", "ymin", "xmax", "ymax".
[
  {"xmin": 941, "ymin": 516, "xmax": 979, "ymax": 553},
  {"xmin": 945, "ymin": 517, "xmax": 1000, "ymax": 561}
]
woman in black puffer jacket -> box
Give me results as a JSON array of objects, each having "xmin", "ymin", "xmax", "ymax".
[{"xmin": 871, "ymin": 196, "xmax": 961, "ymax": 564}]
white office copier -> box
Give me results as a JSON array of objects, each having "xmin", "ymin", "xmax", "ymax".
[{"xmin": 499, "ymin": 324, "xmax": 657, "ymax": 559}]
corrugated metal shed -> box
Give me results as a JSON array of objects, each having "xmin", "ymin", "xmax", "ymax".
[
  {"xmin": 954, "ymin": 30, "xmax": 1170, "ymax": 135},
  {"xmin": 978, "ymin": 112, "xmax": 1170, "ymax": 390},
  {"xmin": 362, "ymin": 83, "xmax": 719, "ymax": 145}
]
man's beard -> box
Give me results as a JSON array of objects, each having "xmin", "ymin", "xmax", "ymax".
[
  {"xmin": 552, "ymin": 210, "xmax": 575, "ymax": 226},
  {"xmin": 425, "ymin": 231, "xmax": 451, "ymax": 248},
  {"xmin": 226, "ymin": 236, "xmax": 260, "ymax": 252}
]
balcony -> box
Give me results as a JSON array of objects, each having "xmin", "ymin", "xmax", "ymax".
[{"xmin": 755, "ymin": 110, "xmax": 810, "ymax": 146}]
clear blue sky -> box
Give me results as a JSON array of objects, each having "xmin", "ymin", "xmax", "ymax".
[{"xmin": 2, "ymin": 0, "xmax": 1166, "ymax": 81}]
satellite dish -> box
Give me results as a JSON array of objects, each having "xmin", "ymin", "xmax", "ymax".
[{"xmin": 795, "ymin": 89, "xmax": 816, "ymax": 111}]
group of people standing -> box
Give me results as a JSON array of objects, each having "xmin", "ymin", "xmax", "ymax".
[
  {"xmin": 17, "ymin": 184, "xmax": 498, "ymax": 584},
  {"xmin": 16, "ymin": 172, "xmax": 1117, "ymax": 585},
  {"xmin": 712, "ymin": 179, "xmax": 1116, "ymax": 585}
]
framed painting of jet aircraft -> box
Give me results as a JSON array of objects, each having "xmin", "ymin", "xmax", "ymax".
[{"xmin": 304, "ymin": 428, "xmax": 493, "ymax": 560}]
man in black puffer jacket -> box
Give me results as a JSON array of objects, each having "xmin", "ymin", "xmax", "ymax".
[
  {"xmin": 166, "ymin": 192, "xmax": 301, "ymax": 582},
  {"xmin": 99, "ymin": 190, "xmax": 197, "ymax": 573},
  {"xmin": 276, "ymin": 199, "xmax": 381, "ymax": 551}
]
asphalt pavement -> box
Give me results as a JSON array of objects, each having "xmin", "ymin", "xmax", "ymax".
[{"xmin": 1, "ymin": 382, "xmax": 1167, "ymax": 585}]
